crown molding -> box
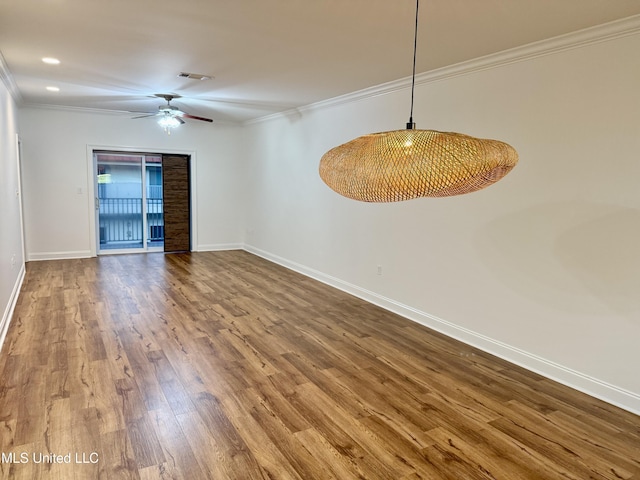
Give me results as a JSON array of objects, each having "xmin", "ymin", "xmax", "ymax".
[
  {"xmin": 22, "ymin": 103, "xmax": 135, "ymax": 116},
  {"xmin": 21, "ymin": 103, "xmax": 241, "ymax": 126},
  {"xmin": 0, "ymin": 51, "xmax": 23, "ymax": 104},
  {"xmin": 248, "ymin": 13, "xmax": 640, "ymax": 125}
]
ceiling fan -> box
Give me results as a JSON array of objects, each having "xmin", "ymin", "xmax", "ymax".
[{"xmin": 133, "ymin": 94, "xmax": 213, "ymax": 133}]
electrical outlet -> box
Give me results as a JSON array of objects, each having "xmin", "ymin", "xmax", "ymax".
[
  {"xmin": 377, "ymin": 265, "xmax": 383, "ymax": 275},
  {"xmin": 10, "ymin": 254, "xmax": 16, "ymax": 269}
]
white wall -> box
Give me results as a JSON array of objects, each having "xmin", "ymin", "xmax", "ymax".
[
  {"xmin": 18, "ymin": 108, "xmax": 245, "ymax": 258},
  {"xmin": 0, "ymin": 78, "xmax": 25, "ymax": 346},
  {"xmin": 243, "ymin": 28, "xmax": 640, "ymax": 412}
]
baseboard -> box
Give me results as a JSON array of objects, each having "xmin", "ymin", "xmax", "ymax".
[
  {"xmin": 244, "ymin": 245, "xmax": 640, "ymax": 416},
  {"xmin": 28, "ymin": 250, "xmax": 93, "ymax": 261},
  {"xmin": 27, "ymin": 246, "xmax": 244, "ymax": 260},
  {"xmin": 0, "ymin": 263, "xmax": 25, "ymax": 353},
  {"xmin": 196, "ymin": 243, "xmax": 244, "ymax": 252}
]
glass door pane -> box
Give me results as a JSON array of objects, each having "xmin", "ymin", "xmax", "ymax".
[
  {"xmin": 145, "ymin": 155, "xmax": 164, "ymax": 249},
  {"xmin": 96, "ymin": 152, "xmax": 164, "ymax": 254},
  {"xmin": 97, "ymin": 153, "xmax": 145, "ymax": 252}
]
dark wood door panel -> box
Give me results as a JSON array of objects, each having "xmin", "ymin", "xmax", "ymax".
[{"xmin": 162, "ymin": 155, "xmax": 190, "ymax": 252}]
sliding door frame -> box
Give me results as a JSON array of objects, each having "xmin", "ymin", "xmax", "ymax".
[{"xmin": 86, "ymin": 145, "xmax": 198, "ymax": 257}]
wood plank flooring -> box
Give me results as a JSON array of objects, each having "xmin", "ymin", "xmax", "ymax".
[{"xmin": 1, "ymin": 250, "xmax": 638, "ymax": 479}]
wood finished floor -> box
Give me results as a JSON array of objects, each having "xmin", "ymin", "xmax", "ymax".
[{"xmin": 0, "ymin": 251, "xmax": 639, "ymax": 479}]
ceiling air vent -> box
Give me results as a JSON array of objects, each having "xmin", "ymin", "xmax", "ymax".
[{"xmin": 178, "ymin": 72, "xmax": 212, "ymax": 81}]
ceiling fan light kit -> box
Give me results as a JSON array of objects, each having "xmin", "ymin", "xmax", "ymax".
[
  {"xmin": 319, "ymin": 0, "xmax": 518, "ymax": 202},
  {"xmin": 158, "ymin": 113, "xmax": 184, "ymax": 134}
]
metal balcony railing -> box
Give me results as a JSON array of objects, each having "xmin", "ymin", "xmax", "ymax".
[
  {"xmin": 98, "ymin": 198, "xmax": 164, "ymax": 245},
  {"xmin": 147, "ymin": 198, "xmax": 164, "ymax": 242}
]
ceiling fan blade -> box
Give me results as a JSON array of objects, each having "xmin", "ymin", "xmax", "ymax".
[
  {"xmin": 181, "ymin": 113, "xmax": 213, "ymax": 123},
  {"xmin": 131, "ymin": 113, "xmax": 158, "ymax": 119},
  {"xmin": 176, "ymin": 117, "xmax": 185, "ymax": 125}
]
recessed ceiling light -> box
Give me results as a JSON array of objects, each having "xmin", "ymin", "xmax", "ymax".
[
  {"xmin": 46, "ymin": 86, "xmax": 60, "ymax": 92},
  {"xmin": 42, "ymin": 57, "xmax": 60, "ymax": 65}
]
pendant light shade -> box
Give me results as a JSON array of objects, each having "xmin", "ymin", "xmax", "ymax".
[
  {"xmin": 319, "ymin": 128, "xmax": 518, "ymax": 202},
  {"xmin": 318, "ymin": 0, "xmax": 518, "ymax": 202}
]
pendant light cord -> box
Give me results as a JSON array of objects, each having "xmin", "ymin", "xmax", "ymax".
[{"xmin": 407, "ymin": 0, "xmax": 419, "ymax": 130}]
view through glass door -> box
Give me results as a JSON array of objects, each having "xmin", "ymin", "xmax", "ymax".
[{"xmin": 95, "ymin": 152, "xmax": 163, "ymax": 254}]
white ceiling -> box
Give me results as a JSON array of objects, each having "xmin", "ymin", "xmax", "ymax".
[{"xmin": 2, "ymin": 0, "xmax": 640, "ymax": 124}]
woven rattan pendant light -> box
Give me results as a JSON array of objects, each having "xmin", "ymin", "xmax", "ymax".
[{"xmin": 319, "ymin": 0, "xmax": 518, "ymax": 202}]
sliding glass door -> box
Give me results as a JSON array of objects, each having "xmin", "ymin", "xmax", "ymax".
[{"xmin": 95, "ymin": 152, "xmax": 163, "ymax": 254}]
